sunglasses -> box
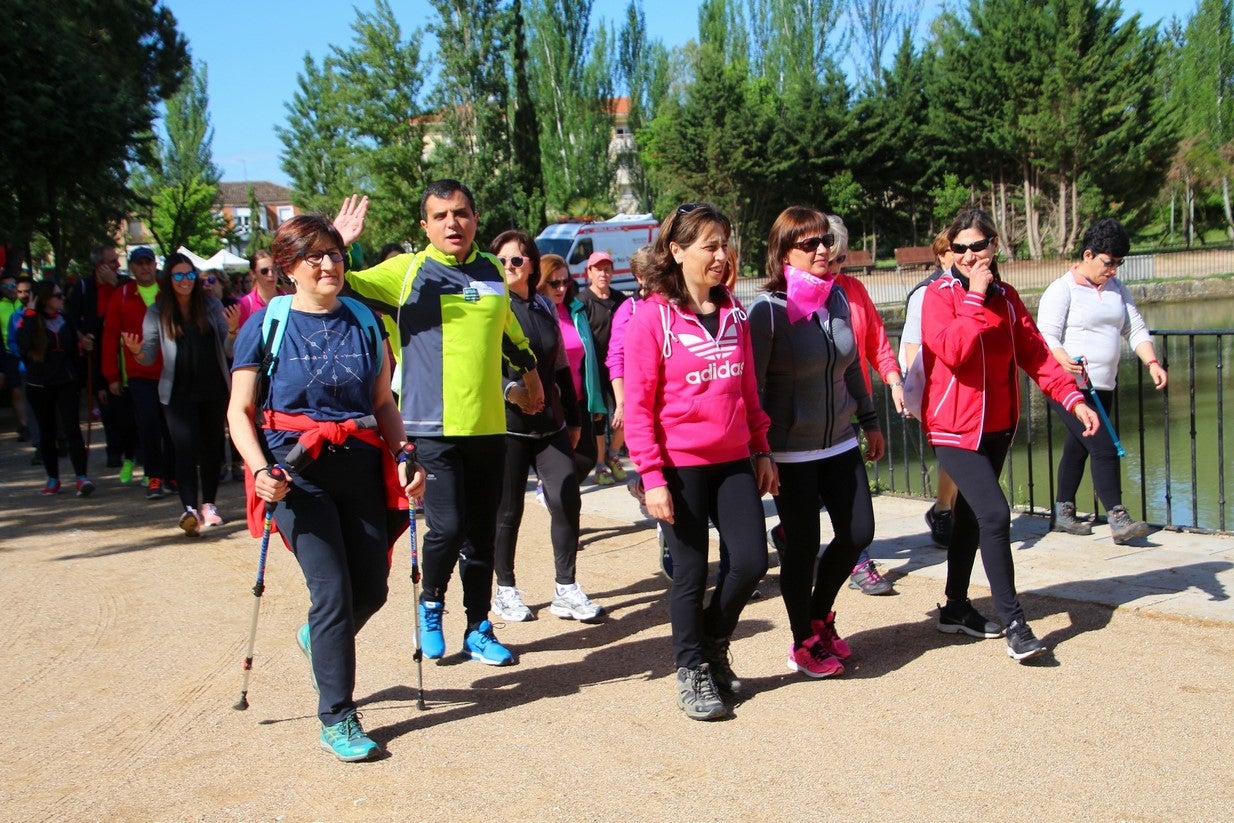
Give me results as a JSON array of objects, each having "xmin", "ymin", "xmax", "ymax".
[
  {"xmin": 171, "ymin": 270, "xmax": 198, "ymax": 282},
  {"xmin": 548, "ymin": 279, "xmax": 570, "ymax": 289},
  {"xmin": 204, "ymin": 275, "xmax": 218, "ymax": 285},
  {"xmin": 498, "ymin": 255, "xmax": 526, "ymax": 268},
  {"xmin": 949, "ymin": 237, "xmax": 995, "ymax": 255},
  {"xmin": 258, "ymin": 266, "xmax": 272, "ymax": 275},
  {"xmin": 303, "ymin": 249, "xmax": 345, "ymax": 267},
  {"xmin": 792, "ymin": 234, "xmax": 835, "ymax": 253},
  {"xmin": 1095, "ymin": 255, "xmax": 1124, "ymax": 269}
]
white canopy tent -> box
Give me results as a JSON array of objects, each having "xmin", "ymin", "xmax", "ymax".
[
  {"xmin": 176, "ymin": 246, "xmax": 212, "ymax": 270},
  {"xmin": 203, "ymin": 249, "xmax": 250, "ymax": 271}
]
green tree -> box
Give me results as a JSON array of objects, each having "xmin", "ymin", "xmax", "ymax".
[
  {"xmin": 277, "ymin": 55, "xmax": 361, "ymax": 219},
  {"xmin": 244, "ymin": 185, "xmax": 270, "ymax": 257},
  {"xmin": 133, "ymin": 61, "xmax": 224, "ymax": 256},
  {"xmin": 848, "ymin": 0, "xmax": 922, "ymax": 91},
  {"xmin": 618, "ymin": 1, "xmax": 671, "ymax": 212},
  {"xmin": 0, "ymin": 0, "xmax": 188, "ymax": 276},
  {"xmin": 510, "ymin": 0, "xmax": 548, "ymax": 232}
]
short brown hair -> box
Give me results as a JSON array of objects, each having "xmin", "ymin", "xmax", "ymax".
[
  {"xmin": 271, "ymin": 214, "xmax": 346, "ymax": 279},
  {"xmin": 764, "ymin": 205, "xmax": 829, "ymax": 291}
]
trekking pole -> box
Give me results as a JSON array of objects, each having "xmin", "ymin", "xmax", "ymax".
[
  {"xmin": 1073, "ymin": 357, "xmax": 1126, "ymax": 458},
  {"xmin": 234, "ymin": 465, "xmax": 286, "ymax": 710},
  {"xmin": 402, "ymin": 442, "xmax": 426, "ymax": 710}
]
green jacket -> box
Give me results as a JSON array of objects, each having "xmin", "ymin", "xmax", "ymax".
[{"xmin": 346, "ymin": 242, "xmax": 537, "ymax": 437}]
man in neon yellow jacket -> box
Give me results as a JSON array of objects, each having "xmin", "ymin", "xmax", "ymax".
[{"xmin": 346, "ymin": 179, "xmax": 542, "ymax": 667}]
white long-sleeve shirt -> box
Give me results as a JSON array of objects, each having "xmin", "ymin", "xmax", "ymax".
[{"xmin": 1036, "ymin": 271, "xmax": 1152, "ymax": 390}]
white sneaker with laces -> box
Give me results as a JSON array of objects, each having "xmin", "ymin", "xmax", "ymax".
[
  {"xmin": 549, "ymin": 582, "xmax": 602, "ymax": 621},
  {"xmin": 201, "ymin": 503, "xmax": 224, "ymax": 527},
  {"xmin": 492, "ymin": 585, "xmax": 532, "ymax": 622}
]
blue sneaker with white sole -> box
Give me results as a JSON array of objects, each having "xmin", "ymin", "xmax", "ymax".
[
  {"xmin": 462, "ymin": 619, "xmax": 514, "ymax": 666},
  {"xmin": 319, "ymin": 711, "xmax": 380, "ymax": 762},
  {"xmin": 297, "ymin": 623, "xmax": 319, "ymax": 694},
  {"xmin": 419, "ymin": 600, "xmax": 445, "ymax": 659}
]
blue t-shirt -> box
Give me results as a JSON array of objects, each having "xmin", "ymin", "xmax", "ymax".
[{"xmin": 232, "ymin": 301, "xmax": 385, "ymax": 451}]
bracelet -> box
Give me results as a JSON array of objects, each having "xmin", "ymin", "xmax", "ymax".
[
  {"xmin": 752, "ymin": 451, "xmax": 772, "ymax": 460},
  {"xmin": 1147, "ymin": 359, "xmax": 1159, "ymax": 367},
  {"xmin": 253, "ymin": 465, "xmax": 274, "ymax": 480},
  {"xmin": 888, "ymin": 381, "xmax": 903, "ymax": 388}
]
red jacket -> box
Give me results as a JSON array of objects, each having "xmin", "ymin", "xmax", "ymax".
[
  {"xmin": 836, "ymin": 273, "xmax": 900, "ymax": 394},
  {"xmin": 920, "ymin": 272, "xmax": 1083, "ymax": 451},
  {"xmin": 102, "ymin": 281, "xmax": 162, "ymax": 385}
]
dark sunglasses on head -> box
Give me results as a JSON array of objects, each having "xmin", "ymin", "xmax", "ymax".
[
  {"xmin": 171, "ymin": 270, "xmax": 198, "ymax": 282},
  {"xmin": 548, "ymin": 279, "xmax": 570, "ymax": 289},
  {"xmin": 792, "ymin": 234, "xmax": 835, "ymax": 253},
  {"xmin": 950, "ymin": 237, "xmax": 995, "ymax": 255},
  {"xmin": 498, "ymin": 255, "xmax": 526, "ymax": 268}
]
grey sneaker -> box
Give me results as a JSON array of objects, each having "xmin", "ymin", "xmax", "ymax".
[
  {"xmin": 702, "ymin": 635, "xmax": 741, "ymax": 696},
  {"xmin": 492, "ymin": 586, "xmax": 532, "ymax": 622},
  {"xmin": 549, "ymin": 582, "xmax": 602, "ymax": 621},
  {"xmin": 1052, "ymin": 502, "xmax": 1093, "ymax": 536},
  {"xmin": 676, "ymin": 663, "xmax": 727, "ymax": 720},
  {"xmin": 1006, "ymin": 619, "xmax": 1048, "ymax": 661},
  {"xmin": 848, "ymin": 559, "xmax": 894, "ymax": 595},
  {"xmin": 1108, "ymin": 505, "xmax": 1150, "ymax": 545}
]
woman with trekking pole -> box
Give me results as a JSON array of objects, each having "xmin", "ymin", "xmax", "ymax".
[
  {"xmin": 1035, "ymin": 217, "xmax": 1162, "ymax": 545},
  {"xmin": 227, "ymin": 213, "xmax": 425, "ymax": 762},
  {"xmin": 919, "ymin": 207, "xmax": 1100, "ymax": 663}
]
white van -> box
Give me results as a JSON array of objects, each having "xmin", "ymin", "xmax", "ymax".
[{"xmin": 534, "ymin": 213, "xmax": 660, "ymax": 293}]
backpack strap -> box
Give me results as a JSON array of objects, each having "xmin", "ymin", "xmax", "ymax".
[
  {"xmin": 259, "ymin": 295, "xmax": 293, "ymax": 377},
  {"xmin": 339, "ymin": 295, "xmax": 383, "ymax": 372}
]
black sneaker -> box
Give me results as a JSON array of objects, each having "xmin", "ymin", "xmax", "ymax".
[
  {"xmin": 924, "ymin": 507, "xmax": 953, "ymax": 548},
  {"xmin": 1005, "ymin": 619, "xmax": 1048, "ymax": 661},
  {"xmin": 937, "ymin": 599, "xmax": 1003, "ymax": 639},
  {"xmin": 701, "ymin": 636, "xmax": 741, "ymax": 696},
  {"xmin": 767, "ymin": 524, "xmax": 787, "ymax": 565},
  {"xmin": 676, "ymin": 663, "xmax": 727, "ymax": 720}
]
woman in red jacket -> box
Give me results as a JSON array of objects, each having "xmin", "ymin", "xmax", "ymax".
[{"xmin": 920, "ymin": 208, "xmax": 1099, "ymax": 662}]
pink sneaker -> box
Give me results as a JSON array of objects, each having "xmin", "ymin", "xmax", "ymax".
[
  {"xmin": 201, "ymin": 503, "xmax": 224, "ymax": 527},
  {"xmin": 810, "ymin": 611, "xmax": 852, "ymax": 660},
  {"xmin": 786, "ymin": 636, "xmax": 844, "ymax": 679}
]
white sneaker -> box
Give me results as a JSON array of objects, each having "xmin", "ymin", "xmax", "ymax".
[
  {"xmin": 201, "ymin": 503, "xmax": 224, "ymax": 527},
  {"xmin": 178, "ymin": 507, "xmax": 201, "ymax": 536},
  {"xmin": 549, "ymin": 582, "xmax": 602, "ymax": 622},
  {"xmin": 492, "ymin": 586, "xmax": 532, "ymax": 622},
  {"xmin": 534, "ymin": 481, "xmax": 547, "ymax": 508}
]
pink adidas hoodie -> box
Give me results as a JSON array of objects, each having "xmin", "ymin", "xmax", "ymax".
[{"xmin": 623, "ymin": 291, "xmax": 771, "ymax": 491}]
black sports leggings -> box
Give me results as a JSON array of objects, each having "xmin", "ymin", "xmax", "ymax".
[
  {"xmin": 495, "ymin": 429, "xmax": 582, "ymax": 587},
  {"xmin": 1049, "ymin": 389, "xmax": 1123, "ymax": 510},
  {"xmin": 163, "ymin": 393, "xmax": 225, "ymax": 509},
  {"xmin": 27, "ymin": 382, "xmax": 87, "ymax": 480},
  {"xmin": 659, "ymin": 460, "xmax": 768, "ymax": 670},
  {"xmin": 772, "ymin": 447, "xmax": 875, "ymax": 645},
  {"xmin": 934, "ymin": 429, "xmax": 1024, "ymax": 627}
]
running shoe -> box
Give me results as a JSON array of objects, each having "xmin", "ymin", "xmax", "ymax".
[
  {"xmin": 810, "ymin": 612, "xmax": 851, "ymax": 660},
  {"xmin": 937, "ymin": 599, "xmax": 1003, "ymax": 639},
  {"xmin": 847, "ymin": 558, "xmax": 894, "ymax": 595},
  {"xmin": 594, "ymin": 464, "xmax": 615, "ymax": 486},
  {"xmin": 550, "ymin": 583, "xmax": 602, "ymax": 621},
  {"xmin": 462, "ymin": 620, "xmax": 514, "ymax": 666},
  {"xmin": 786, "ymin": 636, "xmax": 845, "ymax": 679},
  {"xmin": 419, "ymin": 600, "xmax": 446, "ymax": 659},
  {"xmin": 75, "ymin": 478, "xmax": 96, "ymax": 497},
  {"xmin": 492, "ymin": 586, "xmax": 532, "ymax": 622},
  {"xmin": 146, "ymin": 477, "xmax": 166, "ymax": 500},
  {"xmin": 1052, "ymin": 502, "xmax": 1093, "ymax": 536},
  {"xmin": 118, "ymin": 459, "xmax": 135, "ymax": 485},
  {"xmin": 201, "ymin": 503, "xmax": 224, "ymax": 527},
  {"xmin": 701, "ymin": 635, "xmax": 741, "ymax": 696},
  {"xmin": 40, "ymin": 478, "xmax": 61, "ymax": 496},
  {"xmin": 676, "ymin": 663, "xmax": 727, "ymax": 720},
  {"xmin": 179, "ymin": 507, "xmax": 201, "ymax": 536},
  {"xmin": 319, "ymin": 711, "xmax": 380, "ymax": 762},
  {"xmin": 925, "ymin": 506, "xmax": 954, "ymax": 547},
  {"xmin": 605, "ymin": 454, "xmax": 628, "ymax": 482},
  {"xmin": 1006, "ymin": 619, "xmax": 1048, "ymax": 661}
]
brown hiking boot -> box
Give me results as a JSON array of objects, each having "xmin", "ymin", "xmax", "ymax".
[
  {"xmin": 1052, "ymin": 502, "xmax": 1093, "ymax": 536},
  {"xmin": 1108, "ymin": 505, "xmax": 1150, "ymax": 545}
]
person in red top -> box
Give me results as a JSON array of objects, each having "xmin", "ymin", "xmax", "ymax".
[
  {"xmin": 624, "ymin": 202, "xmax": 777, "ymax": 720},
  {"xmin": 920, "ymin": 208, "xmax": 1099, "ymax": 662},
  {"xmin": 102, "ymin": 246, "xmax": 168, "ymax": 491}
]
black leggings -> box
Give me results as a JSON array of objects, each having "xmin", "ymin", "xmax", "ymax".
[
  {"xmin": 495, "ymin": 429, "xmax": 582, "ymax": 587},
  {"xmin": 773, "ymin": 447, "xmax": 875, "ymax": 645},
  {"xmin": 1049, "ymin": 389, "xmax": 1123, "ymax": 510},
  {"xmin": 26, "ymin": 382, "xmax": 86, "ymax": 479},
  {"xmin": 416, "ymin": 435, "xmax": 506, "ymax": 629},
  {"xmin": 163, "ymin": 393, "xmax": 225, "ymax": 509},
  {"xmin": 660, "ymin": 460, "xmax": 768, "ymax": 669},
  {"xmin": 934, "ymin": 430, "xmax": 1024, "ymax": 627}
]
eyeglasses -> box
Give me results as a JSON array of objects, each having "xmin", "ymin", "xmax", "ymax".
[
  {"xmin": 303, "ymin": 249, "xmax": 345, "ymax": 267},
  {"xmin": 258, "ymin": 266, "xmax": 272, "ymax": 275},
  {"xmin": 171, "ymin": 270, "xmax": 198, "ymax": 282},
  {"xmin": 1095, "ymin": 255, "xmax": 1124, "ymax": 269},
  {"xmin": 949, "ymin": 237, "xmax": 995, "ymax": 255},
  {"xmin": 548, "ymin": 279, "xmax": 570, "ymax": 289},
  {"xmin": 792, "ymin": 234, "xmax": 835, "ymax": 253},
  {"xmin": 498, "ymin": 255, "xmax": 526, "ymax": 268}
]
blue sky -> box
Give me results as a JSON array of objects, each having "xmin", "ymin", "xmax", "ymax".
[{"xmin": 160, "ymin": 0, "xmax": 1185, "ymax": 187}]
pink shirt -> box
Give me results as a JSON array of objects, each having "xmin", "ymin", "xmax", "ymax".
[
  {"xmin": 236, "ymin": 288, "xmax": 284, "ymax": 330},
  {"xmin": 556, "ymin": 302, "xmax": 585, "ymax": 400}
]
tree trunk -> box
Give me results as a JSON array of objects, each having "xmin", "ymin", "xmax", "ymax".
[
  {"xmin": 1186, "ymin": 175, "xmax": 1195, "ymax": 249},
  {"xmin": 1169, "ymin": 188, "xmax": 1176, "ymax": 241},
  {"xmin": 1024, "ymin": 165, "xmax": 1042, "ymax": 261},
  {"xmin": 1223, "ymin": 175, "xmax": 1234, "ymax": 241}
]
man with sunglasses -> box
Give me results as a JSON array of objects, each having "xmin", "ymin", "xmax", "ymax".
[
  {"xmin": 345, "ymin": 179, "xmax": 542, "ymax": 667},
  {"xmin": 101, "ymin": 246, "xmax": 164, "ymax": 491}
]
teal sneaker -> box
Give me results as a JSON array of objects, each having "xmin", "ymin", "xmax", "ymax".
[
  {"xmin": 462, "ymin": 619, "xmax": 514, "ymax": 666},
  {"xmin": 297, "ymin": 623, "xmax": 319, "ymax": 694},
  {"xmin": 419, "ymin": 601, "xmax": 445, "ymax": 659},
  {"xmin": 319, "ymin": 712, "xmax": 380, "ymax": 762}
]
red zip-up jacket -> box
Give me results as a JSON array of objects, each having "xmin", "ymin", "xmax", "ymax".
[
  {"xmin": 102, "ymin": 281, "xmax": 162, "ymax": 385},
  {"xmin": 920, "ymin": 271, "xmax": 1083, "ymax": 451}
]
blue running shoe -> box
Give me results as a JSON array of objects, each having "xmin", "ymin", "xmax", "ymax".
[
  {"xmin": 462, "ymin": 619, "xmax": 514, "ymax": 666},
  {"xmin": 319, "ymin": 711, "xmax": 380, "ymax": 762},
  {"xmin": 297, "ymin": 623, "xmax": 319, "ymax": 694},
  {"xmin": 419, "ymin": 601, "xmax": 445, "ymax": 659}
]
